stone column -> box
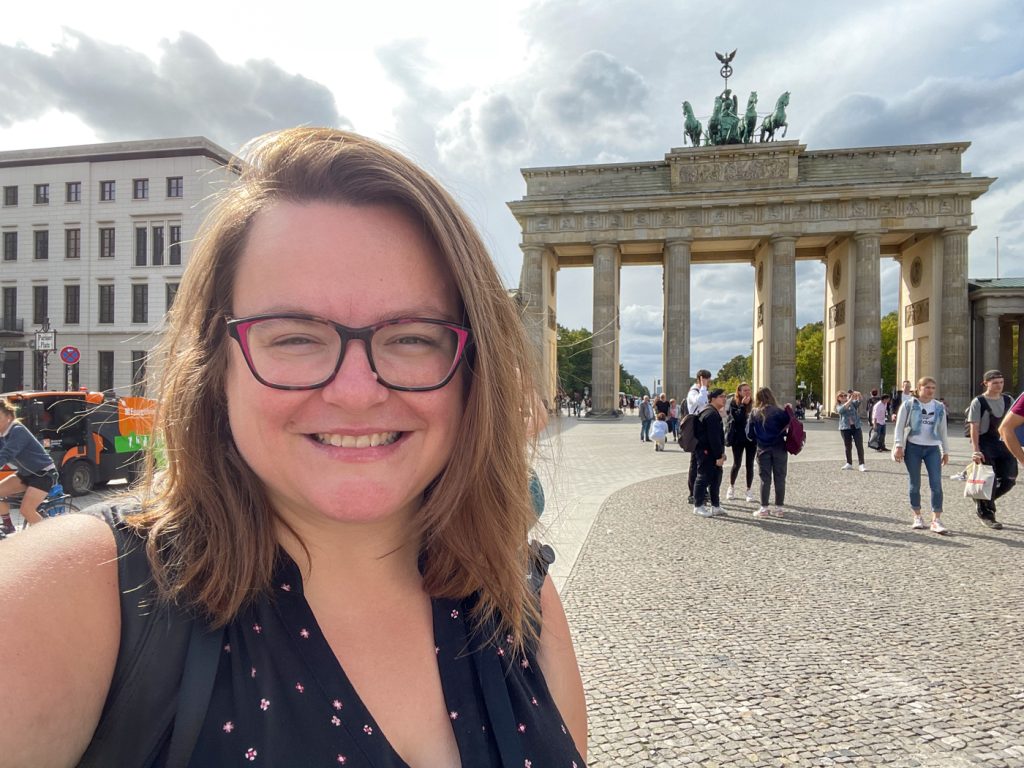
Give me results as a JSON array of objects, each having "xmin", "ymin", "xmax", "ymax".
[
  {"xmin": 663, "ymin": 239, "xmax": 691, "ymax": 401},
  {"xmin": 981, "ymin": 313, "xmax": 1001, "ymax": 378},
  {"xmin": 769, "ymin": 235, "xmax": 797, "ymax": 406},
  {"xmin": 519, "ymin": 244, "xmax": 557, "ymax": 408},
  {"xmin": 852, "ymin": 232, "xmax": 882, "ymax": 397},
  {"xmin": 999, "ymin": 320, "xmax": 1014, "ymax": 380},
  {"xmin": 940, "ymin": 229, "xmax": 972, "ymax": 411},
  {"xmin": 590, "ymin": 242, "xmax": 621, "ymax": 417}
]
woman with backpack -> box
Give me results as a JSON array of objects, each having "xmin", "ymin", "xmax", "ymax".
[
  {"xmin": 724, "ymin": 382, "xmax": 756, "ymax": 503},
  {"xmin": 892, "ymin": 376, "xmax": 950, "ymax": 534},
  {"xmin": 746, "ymin": 386, "xmax": 791, "ymax": 518}
]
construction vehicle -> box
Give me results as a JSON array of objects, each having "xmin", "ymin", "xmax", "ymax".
[{"xmin": 0, "ymin": 390, "xmax": 156, "ymax": 495}]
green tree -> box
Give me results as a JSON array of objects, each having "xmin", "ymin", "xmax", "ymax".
[
  {"xmin": 619, "ymin": 365, "xmax": 649, "ymax": 397},
  {"xmin": 555, "ymin": 325, "xmax": 592, "ymax": 396},
  {"xmin": 795, "ymin": 321, "xmax": 823, "ymax": 404},
  {"xmin": 880, "ymin": 311, "xmax": 898, "ymax": 392},
  {"xmin": 713, "ymin": 353, "xmax": 752, "ymax": 395}
]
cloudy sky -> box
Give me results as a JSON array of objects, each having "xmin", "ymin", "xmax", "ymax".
[{"xmin": 3, "ymin": 1, "xmax": 1022, "ymax": 390}]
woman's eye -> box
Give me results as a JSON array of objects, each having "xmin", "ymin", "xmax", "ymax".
[{"xmin": 268, "ymin": 335, "xmax": 323, "ymax": 348}]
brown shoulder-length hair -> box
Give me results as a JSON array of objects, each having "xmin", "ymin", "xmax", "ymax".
[
  {"xmin": 733, "ymin": 382, "xmax": 751, "ymax": 413},
  {"xmin": 751, "ymin": 386, "xmax": 778, "ymax": 421},
  {"xmin": 129, "ymin": 128, "xmax": 540, "ymax": 646}
]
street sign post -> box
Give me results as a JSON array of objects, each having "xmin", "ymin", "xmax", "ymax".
[{"xmin": 60, "ymin": 346, "xmax": 80, "ymax": 391}]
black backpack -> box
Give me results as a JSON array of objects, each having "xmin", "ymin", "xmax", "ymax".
[{"xmin": 963, "ymin": 394, "xmax": 1012, "ymax": 438}]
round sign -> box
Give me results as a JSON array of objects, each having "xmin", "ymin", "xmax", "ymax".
[{"xmin": 59, "ymin": 345, "xmax": 80, "ymax": 365}]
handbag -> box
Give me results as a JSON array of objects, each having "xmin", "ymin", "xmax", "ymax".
[
  {"xmin": 963, "ymin": 462, "xmax": 996, "ymax": 500},
  {"xmin": 867, "ymin": 427, "xmax": 880, "ymax": 450}
]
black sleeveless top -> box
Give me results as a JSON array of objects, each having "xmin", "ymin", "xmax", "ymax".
[{"xmin": 186, "ymin": 552, "xmax": 585, "ymax": 767}]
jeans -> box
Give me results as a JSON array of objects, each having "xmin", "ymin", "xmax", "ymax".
[
  {"xmin": 640, "ymin": 419, "xmax": 652, "ymax": 441},
  {"xmin": 904, "ymin": 441, "xmax": 943, "ymax": 511},
  {"xmin": 872, "ymin": 423, "xmax": 887, "ymax": 450},
  {"xmin": 841, "ymin": 427, "xmax": 865, "ymax": 465},
  {"xmin": 729, "ymin": 439, "xmax": 756, "ymax": 489},
  {"xmin": 694, "ymin": 453, "xmax": 723, "ymax": 507},
  {"xmin": 756, "ymin": 443, "xmax": 788, "ymax": 506},
  {"xmin": 979, "ymin": 435, "xmax": 1018, "ymax": 513}
]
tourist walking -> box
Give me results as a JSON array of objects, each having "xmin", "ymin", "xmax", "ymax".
[
  {"xmin": 836, "ymin": 390, "xmax": 867, "ymax": 471},
  {"xmin": 891, "ymin": 379, "xmax": 913, "ymax": 421},
  {"xmin": 869, "ymin": 393, "xmax": 890, "ymax": 451},
  {"xmin": 693, "ymin": 388, "xmax": 728, "ymax": 518},
  {"xmin": 966, "ymin": 369, "xmax": 1017, "ymax": 530},
  {"xmin": 998, "ymin": 391, "xmax": 1024, "ymax": 466},
  {"xmin": 724, "ymin": 382, "xmax": 756, "ymax": 503},
  {"xmin": 747, "ymin": 386, "xmax": 790, "ymax": 518},
  {"xmin": 685, "ymin": 369, "xmax": 712, "ymax": 504},
  {"xmin": 639, "ymin": 395, "xmax": 655, "ymax": 442},
  {"xmin": 892, "ymin": 376, "xmax": 951, "ymax": 534}
]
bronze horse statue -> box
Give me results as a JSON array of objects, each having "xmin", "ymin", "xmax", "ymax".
[
  {"xmin": 760, "ymin": 91, "xmax": 790, "ymax": 142},
  {"xmin": 682, "ymin": 101, "xmax": 702, "ymax": 147},
  {"xmin": 741, "ymin": 91, "xmax": 758, "ymax": 143}
]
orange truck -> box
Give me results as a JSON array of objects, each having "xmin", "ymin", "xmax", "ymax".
[{"xmin": 1, "ymin": 390, "xmax": 156, "ymax": 495}]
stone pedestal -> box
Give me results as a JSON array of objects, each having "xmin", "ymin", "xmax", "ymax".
[
  {"xmin": 852, "ymin": 232, "xmax": 882, "ymax": 397},
  {"xmin": 590, "ymin": 242, "xmax": 621, "ymax": 417},
  {"xmin": 663, "ymin": 239, "xmax": 691, "ymax": 400}
]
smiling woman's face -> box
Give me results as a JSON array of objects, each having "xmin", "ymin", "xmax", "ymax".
[{"xmin": 224, "ymin": 201, "xmax": 465, "ymax": 532}]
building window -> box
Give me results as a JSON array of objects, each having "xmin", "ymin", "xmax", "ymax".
[
  {"xmin": 3, "ymin": 186, "xmax": 16, "ymax": 207},
  {"xmin": 98, "ymin": 351, "xmax": 114, "ymax": 392},
  {"xmin": 166, "ymin": 282, "xmax": 179, "ymax": 313},
  {"xmin": 33, "ymin": 285, "xmax": 48, "ymax": 326},
  {"xmin": 99, "ymin": 228, "xmax": 115, "ymax": 258},
  {"xmin": 135, "ymin": 227, "xmax": 147, "ymax": 266},
  {"xmin": 65, "ymin": 284, "xmax": 80, "ymax": 325},
  {"xmin": 33, "ymin": 230, "xmax": 48, "ymax": 260},
  {"xmin": 34, "ymin": 184, "xmax": 49, "ymax": 204},
  {"xmin": 152, "ymin": 226, "xmax": 164, "ymax": 266},
  {"xmin": 98, "ymin": 284, "xmax": 115, "ymax": 324},
  {"xmin": 133, "ymin": 178, "xmax": 149, "ymax": 200},
  {"xmin": 100, "ymin": 180, "xmax": 115, "ymax": 201},
  {"xmin": 131, "ymin": 283, "xmax": 148, "ymax": 323},
  {"xmin": 167, "ymin": 176, "xmax": 183, "ymax": 198},
  {"xmin": 2, "ymin": 232, "xmax": 16, "ymax": 261},
  {"xmin": 131, "ymin": 351, "xmax": 147, "ymax": 396},
  {"xmin": 66, "ymin": 182, "xmax": 81, "ymax": 203},
  {"xmin": 2, "ymin": 287, "xmax": 17, "ymax": 331},
  {"xmin": 65, "ymin": 228, "xmax": 80, "ymax": 259},
  {"xmin": 169, "ymin": 224, "xmax": 182, "ymax": 265}
]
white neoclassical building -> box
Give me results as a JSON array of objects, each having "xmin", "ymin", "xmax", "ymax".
[{"xmin": 0, "ymin": 138, "xmax": 236, "ymax": 394}]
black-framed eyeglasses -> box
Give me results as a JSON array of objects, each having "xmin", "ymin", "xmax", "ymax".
[{"xmin": 225, "ymin": 313, "xmax": 471, "ymax": 392}]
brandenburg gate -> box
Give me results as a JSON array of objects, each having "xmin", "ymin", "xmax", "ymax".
[{"xmin": 510, "ymin": 140, "xmax": 994, "ymax": 416}]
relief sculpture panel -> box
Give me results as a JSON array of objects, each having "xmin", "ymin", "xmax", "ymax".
[{"xmin": 677, "ymin": 158, "xmax": 790, "ymax": 185}]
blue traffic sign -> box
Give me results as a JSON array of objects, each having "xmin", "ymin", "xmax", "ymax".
[{"xmin": 59, "ymin": 345, "xmax": 80, "ymax": 365}]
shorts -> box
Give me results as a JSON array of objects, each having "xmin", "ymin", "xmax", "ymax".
[{"xmin": 16, "ymin": 469, "xmax": 57, "ymax": 492}]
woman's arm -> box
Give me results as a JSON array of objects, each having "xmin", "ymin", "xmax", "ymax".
[
  {"xmin": 0, "ymin": 514, "xmax": 120, "ymax": 767},
  {"xmin": 536, "ymin": 577, "xmax": 587, "ymax": 761},
  {"xmin": 999, "ymin": 409, "xmax": 1024, "ymax": 465}
]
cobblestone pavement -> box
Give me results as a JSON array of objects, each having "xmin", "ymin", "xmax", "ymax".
[{"xmin": 553, "ymin": 428, "xmax": 1024, "ymax": 767}]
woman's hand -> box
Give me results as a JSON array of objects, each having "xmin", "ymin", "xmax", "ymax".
[
  {"xmin": 941, "ymin": 453, "xmax": 950, "ymax": 467},
  {"xmin": 892, "ymin": 446, "xmax": 904, "ymax": 463}
]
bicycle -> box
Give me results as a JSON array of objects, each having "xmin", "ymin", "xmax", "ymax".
[{"xmin": 0, "ymin": 483, "xmax": 85, "ymax": 539}]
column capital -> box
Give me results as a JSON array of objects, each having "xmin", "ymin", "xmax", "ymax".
[
  {"xmin": 519, "ymin": 243, "xmax": 547, "ymax": 255},
  {"xmin": 768, "ymin": 233, "xmax": 800, "ymax": 245},
  {"xmin": 941, "ymin": 226, "xmax": 975, "ymax": 238},
  {"xmin": 591, "ymin": 241, "xmax": 620, "ymax": 250},
  {"xmin": 665, "ymin": 237, "xmax": 693, "ymax": 247},
  {"xmin": 852, "ymin": 230, "xmax": 884, "ymax": 242}
]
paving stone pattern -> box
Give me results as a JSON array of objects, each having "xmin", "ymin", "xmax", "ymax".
[{"xmin": 561, "ymin": 458, "xmax": 1024, "ymax": 767}]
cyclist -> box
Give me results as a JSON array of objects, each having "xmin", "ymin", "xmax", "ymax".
[{"xmin": 0, "ymin": 397, "xmax": 59, "ymax": 533}]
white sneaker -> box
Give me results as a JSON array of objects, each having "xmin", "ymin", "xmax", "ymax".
[
  {"xmin": 841, "ymin": 463, "xmax": 853, "ymax": 470},
  {"xmin": 950, "ymin": 471, "xmax": 966, "ymax": 481},
  {"xmin": 725, "ymin": 486, "xmax": 735, "ymax": 500},
  {"xmin": 930, "ymin": 518, "xmax": 949, "ymax": 535},
  {"xmin": 745, "ymin": 490, "xmax": 755, "ymax": 503},
  {"xmin": 711, "ymin": 506, "xmax": 726, "ymax": 517},
  {"xmin": 858, "ymin": 464, "xmax": 867, "ymax": 472},
  {"xmin": 753, "ymin": 507, "xmax": 771, "ymax": 518},
  {"xmin": 912, "ymin": 515, "xmax": 925, "ymax": 529},
  {"xmin": 693, "ymin": 505, "xmax": 713, "ymax": 518},
  {"xmin": 769, "ymin": 506, "xmax": 785, "ymax": 517}
]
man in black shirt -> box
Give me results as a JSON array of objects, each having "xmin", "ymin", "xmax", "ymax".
[{"xmin": 693, "ymin": 388, "xmax": 727, "ymax": 518}]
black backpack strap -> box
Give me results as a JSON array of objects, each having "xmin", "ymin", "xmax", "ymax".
[
  {"xmin": 77, "ymin": 507, "xmax": 222, "ymax": 768},
  {"xmin": 165, "ymin": 620, "xmax": 225, "ymax": 768}
]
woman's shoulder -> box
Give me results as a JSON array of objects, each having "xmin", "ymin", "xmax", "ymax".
[{"xmin": 0, "ymin": 514, "xmax": 121, "ymax": 764}]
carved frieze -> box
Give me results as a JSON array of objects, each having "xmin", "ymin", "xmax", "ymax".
[
  {"xmin": 828, "ymin": 300, "xmax": 846, "ymax": 329},
  {"xmin": 756, "ymin": 302, "xmax": 764, "ymax": 327},
  {"xmin": 677, "ymin": 157, "xmax": 790, "ymax": 186},
  {"xmin": 905, "ymin": 298, "xmax": 929, "ymax": 327}
]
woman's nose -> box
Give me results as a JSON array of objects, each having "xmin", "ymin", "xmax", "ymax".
[{"xmin": 319, "ymin": 339, "xmax": 388, "ymax": 406}]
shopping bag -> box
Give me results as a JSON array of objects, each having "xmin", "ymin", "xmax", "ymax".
[
  {"xmin": 963, "ymin": 462, "xmax": 995, "ymax": 500},
  {"xmin": 867, "ymin": 427, "xmax": 880, "ymax": 450}
]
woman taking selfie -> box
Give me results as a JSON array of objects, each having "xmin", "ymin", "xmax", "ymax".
[{"xmin": 0, "ymin": 128, "xmax": 587, "ymax": 767}]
